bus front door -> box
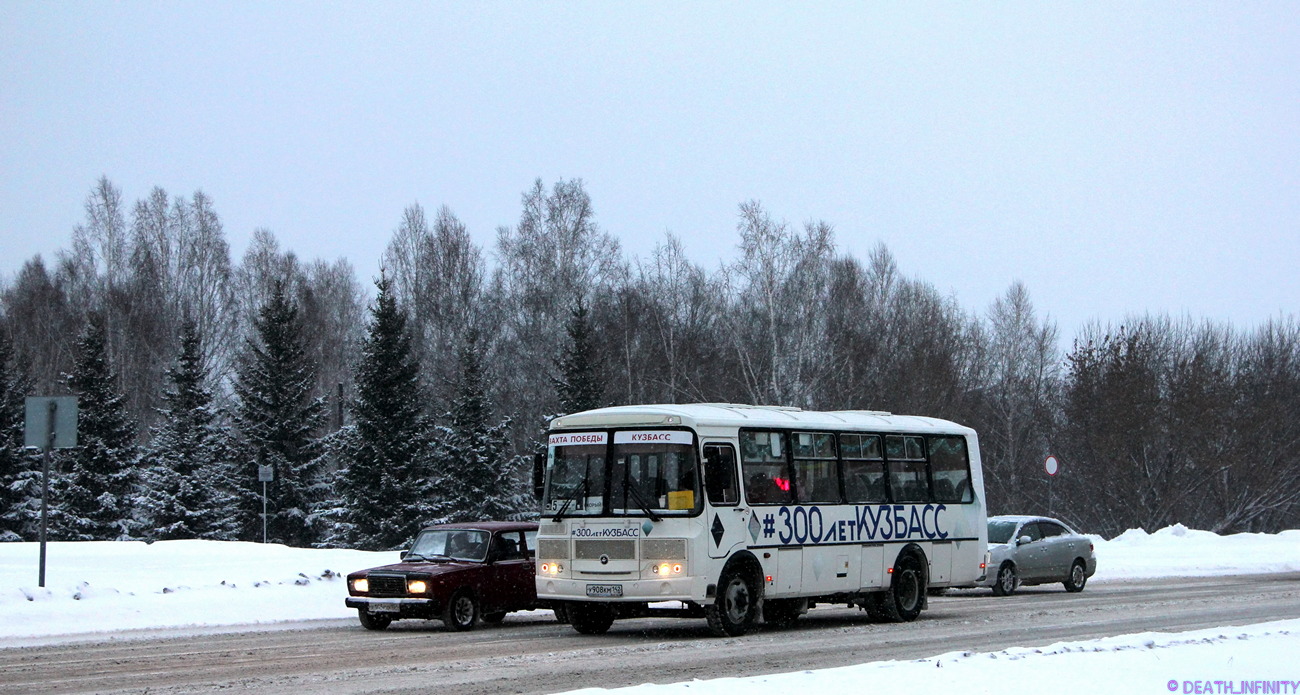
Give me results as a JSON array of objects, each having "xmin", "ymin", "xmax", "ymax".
[{"xmin": 703, "ymin": 443, "xmax": 750, "ymax": 559}]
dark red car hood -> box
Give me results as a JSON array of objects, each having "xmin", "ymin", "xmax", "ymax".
[{"xmin": 351, "ymin": 560, "xmax": 481, "ymax": 578}]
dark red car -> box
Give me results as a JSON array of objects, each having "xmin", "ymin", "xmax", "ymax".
[{"xmin": 345, "ymin": 521, "xmax": 544, "ymax": 631}]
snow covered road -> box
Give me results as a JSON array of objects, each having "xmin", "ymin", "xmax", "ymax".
[{"xmin": 2, "ymin": 573, "xmax": 1298, "ymax": 695}]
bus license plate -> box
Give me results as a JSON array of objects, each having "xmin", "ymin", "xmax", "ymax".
[{"xmin": 586, "ymin": 584, "xmax": 623, "ymax": 598}]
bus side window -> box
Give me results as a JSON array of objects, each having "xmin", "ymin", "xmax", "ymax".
[
  {"xmin": 927, "ymin": 435, "xmax": 972, "ymax": 503},
  {"xmin": 703, "ymin": 444, "xmax": 739, "ymax": 506},
  {"xmin": 886, "ymin": 435, "xmax": 929, "ymax": 503},
  {"xmin": 793, "ymin": 432, "xmax": 839, "ymax": 503},
  {"xmin": 741, "ymin": 430, "xmax": 794, "ymax": 505},
  {"xmin": 841, "ymin": 433, "xmax": 886, "ymax": 503}
]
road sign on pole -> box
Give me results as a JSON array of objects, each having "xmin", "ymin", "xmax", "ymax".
[
  {"xmin": 1044, "ymin": 455, "xmax": 1059, "ymax": 517},
  {"xmin": 25, "ymin": 396, "xmax": 79, "ymax": 589},
  {"xmin": 258, "ymin": 464, "xmax": 273, "ymax": 544}
]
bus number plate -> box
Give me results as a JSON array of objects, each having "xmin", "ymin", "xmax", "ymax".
[{"xmin": 586, "ymin": 583, "xmax": 623, "ymax": 598}]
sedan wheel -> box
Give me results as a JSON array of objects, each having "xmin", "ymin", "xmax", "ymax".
[
  {"xmin": 1063, "ymin": 560, "xmax": 1088, "ymax": 593},
  {"xmin": 992, "ymin": 563, "xmax": 1018, "ymax": 596}
]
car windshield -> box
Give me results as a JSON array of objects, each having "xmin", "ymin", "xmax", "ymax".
[
  {"xmin": 408, "ymin": 529, "xmax": 491, "ymax": 562},
  {"xmin": 988, "ymin": 519, "xmax": 1020, "ymax": 545}
]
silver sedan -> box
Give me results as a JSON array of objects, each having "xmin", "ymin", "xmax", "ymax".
[{"xmin": 982, "ymin": 515, "xmax": 1097, "ymax": 596}]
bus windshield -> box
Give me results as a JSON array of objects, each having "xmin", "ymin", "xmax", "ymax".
[
  {"xmin": 610, "ymin": 437, "xmax": 699, "ymax": 516},
  {"xmin": 543, "ymin": 430, "xmax": 700, "ymax": 518},
  {"xmin": 543, "ymin": 433, "xmax": 607, "ymax": 517}
]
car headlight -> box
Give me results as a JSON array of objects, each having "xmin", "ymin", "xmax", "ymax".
[
  {"xmin": 352, "ymin": 578, "xmax": 369, "ymax": 593},
  {"xmin": 407, "ymin": 579, "xmax": 428, "ymax": 594}
]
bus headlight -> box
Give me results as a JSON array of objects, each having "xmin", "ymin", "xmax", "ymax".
[
  {"xmin": 352, "ymin": 578, "xmax": 369, "ymax": 593},
  {"xmin": 541, "ymin": 562, "xmax": 563, "ymax": 574},
  {"xmin": 652, "ymin": 563, "xmax": 684, "ymax": 575}
]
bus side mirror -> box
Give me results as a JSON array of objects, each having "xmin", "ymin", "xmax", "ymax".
[{"xmin": 533, "ymin": 452, "xmax": 545, "ymax": 502}]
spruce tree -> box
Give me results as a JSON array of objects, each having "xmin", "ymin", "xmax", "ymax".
[
  {"xmin": 0, "ymin": 327, "xmax": 35, "ymax": 541},
  {"xmin": 430, "ymin": 329, "xmax": 530, "ymax": 522},
  {"xmin": 232, "ymin": 282, "xmax": 327, "ymax": 546},
  {"xmin": 336, "ymin": 274, "xmax": 431, "ymax": 550},
  {"xmin": 138, "ymin": 320, "xmax": 240, "ymax": 541},
  {"xmin": 553, "ymin": 300, "xmax": 604, "ymax": 415},
  {"xmin": 50, "ymin": 314, "xmax": 139, "ymax": 541}
]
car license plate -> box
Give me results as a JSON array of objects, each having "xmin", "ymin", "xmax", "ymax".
[
  {"xmin": 586, "ymin": 583, "xmax": 623, "ymax": 598},
  {"xmin": 370, "ymin": 602, "xmax": 401, "ymax": 613}
]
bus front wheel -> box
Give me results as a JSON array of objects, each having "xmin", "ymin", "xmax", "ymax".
[
  {"xmin": 707, "ymin": 565, "xmax": 759, "ymax": 636},
  {"xmin": 568, "ymin": 603, "xmax": 614, "ymax": 635}
]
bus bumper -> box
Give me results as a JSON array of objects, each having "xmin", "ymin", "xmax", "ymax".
[{"xmin": 537, "ymin": 576, "xmax": 701, "ymax": 603}]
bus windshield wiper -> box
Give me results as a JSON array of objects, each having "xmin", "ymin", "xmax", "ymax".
[
  {"xmin": 551, "ymin": 481, "xmax": 588, "ymax": 522},
  {"xmin": 625, "ymin": 482, "xmax": 662, "ymax": 522}
]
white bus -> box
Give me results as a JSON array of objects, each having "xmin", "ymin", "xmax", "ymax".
[{"xmin": 534, "ymin": 403, "xmax": 988, "ymax": 636}]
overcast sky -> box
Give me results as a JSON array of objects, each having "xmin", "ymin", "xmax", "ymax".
[{"xmin": 2, "ymin": 3, "xmax": 1296, "ymax": 341}]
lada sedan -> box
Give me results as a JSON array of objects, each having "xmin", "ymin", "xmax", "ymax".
[
  {"xmin": 345, "ymin": 521, "xmax": 542, "ymax": 630},
  {"xmin": 983, "ymin": 515, "xmax": 1097, "ymax": 596}
]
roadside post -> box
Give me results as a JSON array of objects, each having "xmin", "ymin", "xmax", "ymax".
[
  {"xmin": 24, "ymin": 396, "xmax": 78, "ymax": 588},
  {"xmin": 258, "ymin": 461, "xmax": 274, "ymax": 543},
  {"xmin": 1044, "ymin": 455, "xmax": 1060, "ymax": 516}
]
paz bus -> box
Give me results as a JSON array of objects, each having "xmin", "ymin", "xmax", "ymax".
[{"xmin": 534, "ymin": 403, "xmax": 988, "ymax": 636}]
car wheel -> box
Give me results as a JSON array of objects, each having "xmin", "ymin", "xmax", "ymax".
[
  {"xmin": 706, "ymin": 564, "xmax": 760, "ymax": 636},
  {"xmin": 879, "ymin": 554, "xmax": 925, "ymax": 622},
  {"xmin": 762, "ymin": 598, "xmax": 804, "ymax": 629},
  {"xmin": 482, "ymin": 611, "xmax": 507, "ymax": 624},
  {"xmin": 357, "ymin": 609, "xmax": 392, "ymax": 631},
  {"xmin": 443, "ymin": 589, "xmax": 479, "ymax": 631},
  {"xmin": 992, "ymin": 563, "xmax": 1018, "ymax": 596},
  {"xmin": 568, "ymin": 603, "xmax": 614, "ymax": 635},
  {"xmin": 1063, "ymin": 560, "xmax": 1088, "ymax": 593}
]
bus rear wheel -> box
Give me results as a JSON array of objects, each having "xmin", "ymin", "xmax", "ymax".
[
  {"xmin": 706, "ymin": 565, "xmax": 759, "ymax": 636},
  {"xmin": 568, "ymin": 603, "xmax": 614, "ymax": 635},
  {"xmin": 879, "ymin": 554, "xmax": 925, "ymax": 622}
]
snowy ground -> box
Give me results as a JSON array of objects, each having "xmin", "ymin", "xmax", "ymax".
[
  {"xmin": 562, "ymin": 620, "xmax": 1300, "ymax": 695},
  {"xmin": 2, "ymin": 525, "xmax": 1299, "ymax": 692}
]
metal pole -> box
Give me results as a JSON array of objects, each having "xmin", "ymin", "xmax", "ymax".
[
  {"xmin": 262, "ymin": 479, "xmax": 268, "ymax": 544},
  {"xmin": 38, "ymin": 400, "xmax": 55, "ymax": 588}
]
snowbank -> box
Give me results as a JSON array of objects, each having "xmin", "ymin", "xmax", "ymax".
[
  {"xmin": 0, "ymin": 539, "xmax": 392, "ymax": 640},
  {"xmin": 558, "ymin": 620, "xmax": 1300, "ymax": 695},
  {"xmin": 1092, "ymin": 524, "xmax": 1300, "ymax": 580}
]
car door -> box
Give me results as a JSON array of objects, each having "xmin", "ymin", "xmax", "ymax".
[
  {"xmin": 1037, "ymin": 521, "xmax": 1072, "ymax": 579},
  {"xmin": 484, "ymin": 530, "xmax": 534, "ymax": 613},
  {"xmin": 1013, "ymin": 522, "xmax": 1049, "ymax": 581}
]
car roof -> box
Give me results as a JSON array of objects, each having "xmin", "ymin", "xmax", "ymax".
[
  {"xmin": 419, "ymin": 521, "xmax": 539, "ymax": 533},
  {"xmin": 989, "ymin": 515, "xmax": 1062, "ymax": 525}
]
